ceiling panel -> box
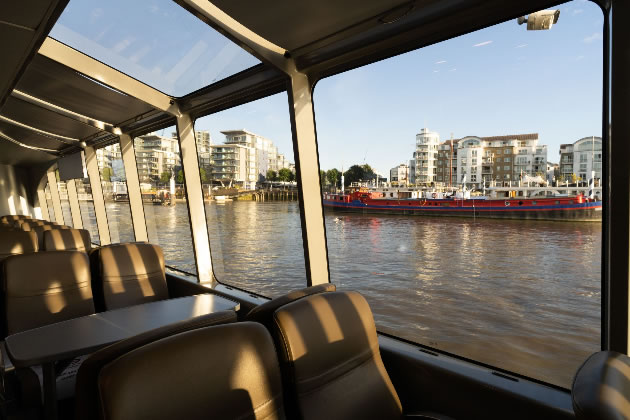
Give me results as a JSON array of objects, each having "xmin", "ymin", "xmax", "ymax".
[
  {"xmin": 0, "ymin": 139, "xmax": 57, "ymax": 166},
  {"xmin": 1, "ymin": 96, "xmax": 101, "ymax": 140},
  {"xmin": 0, "ymin": 120, "xmax": 68, "ymax": 151},
  {"xmin": 210, "ymin": 0, "xmax": 411, "ymax": 51},
  {"xmin": 15, "ymin": 54, "xmax": 155, "ymax": 126},
  {"xmin": 0, "ymin": 0, "xmax": 55, "ymax": 30}
]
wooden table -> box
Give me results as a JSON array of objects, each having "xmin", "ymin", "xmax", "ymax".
[{"xmin": 5, "ymin": 294, "xmax": 240, "ymax": 419}]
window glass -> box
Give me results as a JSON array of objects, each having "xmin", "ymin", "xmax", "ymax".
[
  {"xmin": 96, "ymin": 144, "xmax": 135, "ymax": 243},
  {"xmin": 55, "ymin": 175, "xmax": 73, "ymax": 227},
  {"xmin": 44, "ymin": 183, "xmax": 55, "ymax": 222},
  {"xmin": 133, "ymin": 126, "xmax": 196, "ymax": 274},
  {"xmin": 49, "ymin": 0, "xmax": 260, "ymax": 96},
  {"xmin": 76, "ymin": 178, "xmax": 100, "ymax": 245},
  {"xmin": 314, "ymin": 0, "xmax": 602, "ymax": 388},
  {"xmin": 194, "ymin": 93, "xmax": 306, "ymax": 297}
]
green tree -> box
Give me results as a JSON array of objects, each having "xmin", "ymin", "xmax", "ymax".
[
  {"xmin": 320, "ymin": 170, "xmax": 326, "ymax": 188},
  {"xmin": 177, "ymin": 170, "xmax": 184, "ymax": 184},
  {"xmin": 278, "ymin": 168, "xmax": 293, "ymax": 182},
  {"xmin": 101, "ymin": 167, "xmax": 113, "ymax": 182},
  {"xmin": 200, "ymin": 168, "xmax": 208, "ymax": 184},
  {"xmin": 326, "ymin": 168, "xmax": 340, "ymax": 188},
  {"xmin": 343, "ymin": 164, "xmax": 375, "ymax": 187},
  {"xmin": 266, "ymin": 169, "xmax": 277, "ymax": 181},
  {"xmin": 160, "ymin": 171, "xmax": 171, "ymax": 183},
  {"xmin": 571, "ymin": 173, "xmax": 577, "ymax": 184}
]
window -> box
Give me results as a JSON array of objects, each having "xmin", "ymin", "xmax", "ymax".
[
  {"xmin": 133, "ymin": 127, "xmax": 196, "ymax": 275},
  {"xmin": 96, "ymin": 144, "xmax": 134, "ymax": 243},
  {"xmin": 314, "ymin": 0, "xmax": 602, "ymax": 389},
  {"xmin": 504, "ymin": 157, "xmax": 511, "ymax": 163},
  {"xmin": 194, "ymin": 94, "xmax": 306, "ymax": 296},
  {"xmin": 76, "ymin": 178, "xmax": 99, "ymax": 244},
  {"xmin": 55, "ymin": 176, "xmax": 73, "ymax": 227},
  {"xmin": 44, "ymin": 183, "xmax": 55, "ymax": 222}
]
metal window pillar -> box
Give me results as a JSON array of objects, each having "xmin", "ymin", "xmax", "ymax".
[
  {"xmin": 37, "ymin": 188, "xmax": 50, "ymax": 222},
  {"xmin": 175, "ymin": 113, "xmax": 213, "ymax": 284},
  {"xmin": 84, "ymin": 146, "xmax": 111, "ymax": 245},
  {"xmin": 46, "ymin": 170, "xmax": 64, "ymax": 225},
  {"xmin": 66, "ymin": 179, "xmax": 83, "ymax": 229},
  {"xmin": 289, "ymin": 73, "xmax": 329, "ymax": 286},
  {"xmin": 119, "ymin": 134, "xmax": 148, "ymax": 242}
]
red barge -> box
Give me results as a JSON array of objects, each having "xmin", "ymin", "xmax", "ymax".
[{"xmin": 323, "ymin": 190, "xmax": 602, "ymax": 221}]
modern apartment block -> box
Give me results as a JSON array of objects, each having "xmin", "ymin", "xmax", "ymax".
[
  {"xmin": 419, "ymin": 132, "xmax": 546, "ymax": 189},
  {"xmin": 413, "ymin": 128, "xmax": 440, "ymax": 185},
  {"xmin": 135, "ymin": 134, "xmax": 181, "ymax": 183},
  {"xmin": 558, "ymin": 136, "xmax": 602, "ymax": 184},
  {"xmin": 389, "ymin": 164, "xmax": 410, "ymax": 186},
  {"xmin": 215, "ymin": 129, "xmax": 292, "ymax": 190}
]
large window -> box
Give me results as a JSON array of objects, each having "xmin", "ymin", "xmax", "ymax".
[
  {"xmin": 194, "ymin": 93, "xmax": 306, "ymax": 297},
  {"xmin": 76, "ymin": 178, "xmax": 99, "ymax": 245},
  {"xmin": 44, "ymin": 183, "xmax": 55, "ymax": 222},
  {"xmin": 314, "ymin": 0, "xmax": 603, "ymax": 388},
  {"xmin": 133, "ymin": 126, "xmax": 196, "ymax": 275},
  {"xmin": 55, "ymin": 175, "xmax": 73, "ymax": 227},
  {"xmin": 96, "ymin": 144, "xmax": 135, "ymax": 243}
]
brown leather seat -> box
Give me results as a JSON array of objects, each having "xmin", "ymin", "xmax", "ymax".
[
  {"xmin": 1, "ymin": 251, "xmax": 96, "ymax": 407},
  {"xmin": 2, "ymin": 251, "xmax": 95, "ymax": 335},
  {"xmin": 18, "ymin": 220, "xmax": 46, "ymax": 230},
  {"xmin": 75, "ymin": 310, "xmax": 237, "ymax": 419},
  {"xmin": 90, "ymin": 243, "xmax": 169, "ymax": 311},
  {"xmin": 0, "ymin": 215, "xmax": 31, "ymax": 224},
  {"xmin": 0, "ymin": 231, "xmax": 38, "ymax": 262},
  {"xmin": 98, "ymin": 322, "xmax": 286, "ymax": 420},
  {"xmin": 572, "ymin": 351, "xmax": 630, "ymax": 420},
  {"xmin": 43, "ymin": 228, "xmax": 91, "ymax": 252},
  {"xmin": 245, "ymin": 283, "xmax": 336, "ymax": 329},
  {"xmin": 273, "ymin": 291, "xmax": 403, "ymax": 420}
]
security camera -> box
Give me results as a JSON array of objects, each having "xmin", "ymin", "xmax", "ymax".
[{"xmin": 517, "ymin": 10, "xmax": 560, "ymax": 30}]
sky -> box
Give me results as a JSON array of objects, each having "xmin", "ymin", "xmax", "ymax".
[{"xmin": 52, "ymin": 0, "xmax": 604, "ymax": 178}]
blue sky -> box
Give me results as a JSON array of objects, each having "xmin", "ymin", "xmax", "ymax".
[{"xmin": 53, "ymin": 0, "xmax": 604, "ymax": 178}]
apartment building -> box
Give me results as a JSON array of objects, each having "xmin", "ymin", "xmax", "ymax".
[
  {"xmin": 558, "ymin": 136, "xmax": 602, "ymax": 184},
  {"xmin": 389, "ymin": 164, "xmax": 410, "ymax": 186},
  {"xmin": 436, "ymin": 140, "xmax": 458, "ymax": 186},
  {"xmin": 135, "ymin": 134, "xmax": 181, "ymax": 182},
  {"xmin": 413, "ymin": 128, "xmax": 440, "ymax": 185}
]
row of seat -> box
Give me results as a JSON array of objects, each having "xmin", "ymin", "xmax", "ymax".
[{"xmin": 74, "ymin": 288, "xmax": 410, "ymax": 420}]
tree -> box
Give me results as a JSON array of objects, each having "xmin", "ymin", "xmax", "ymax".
[
  {"xmin": 343, "ymin": 164, "xmax": 375, "ymax": 187},
  {"xmin": 320, "ymin": 170, "xmax": 326, "ymax": 188},
  {"xmin": 160, "ymin": 172, "xmax": 171, "ymax": 184},
  {"xmin": 266, "ymin": 170, "xmax": 277, "ymax": 181},
  {"xmin": 326, "ymin": 168, "xmax": 340, "ymax": 188},
  {"xmin": 278, "ymin": 168, "xmax": 293, "ymax": 182},
  {"xmin": 571, "ymin": 173, "xmax": 578, "ymax": 184},
  {"xmin": 200, "ymin": 168, "xmax": 208, "ymax": 184},
  {"xmin": 101, "ymin": 167, "xmax": 113, "ymax": 182},
  {"xmin": 177, "ymin": 170, "xmax": 184, "ymax": 184}
]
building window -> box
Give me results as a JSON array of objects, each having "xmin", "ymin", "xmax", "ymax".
[
  {"xmin": 504, "ymin": 157, "xmax": 511, "ymax": 163},
  {"xmin": 504, "ymin": 166, "xmax": 510, "ymax": 171},
  {"xmin": 504, "ymin": 149, "xmax": 511, "ymax": 154}
]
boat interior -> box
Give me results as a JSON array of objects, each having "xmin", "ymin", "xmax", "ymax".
[{"xmin": 0, "ymin": 0, "xmax": 627, "ymax": 419}]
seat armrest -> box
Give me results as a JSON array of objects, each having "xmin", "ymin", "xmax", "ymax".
[{"xmin": 165, "ymin": 274, "xmax": 213, "ymax": 298}]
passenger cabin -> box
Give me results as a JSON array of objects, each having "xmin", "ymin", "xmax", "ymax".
[{"xmin": 0, "ymin": 0, "xmax": 628, "ymax": 419}]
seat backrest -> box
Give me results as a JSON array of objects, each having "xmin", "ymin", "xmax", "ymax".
[
  {"xmin": 75, "ymin": 310, "xmax": 237, "ymax": 419},
  {"xmin": 245, "ymin": 283, "xmax": 336, "ymax": 329},
  {"xmin": 2, "ymin": 251, "xmax": 95, "ymax": 335},
  {"xmin": 572, "ymin": 351, "xmax": 630, "ymax": 420},
  {"xmin": 44, "ymin": 228, "xmax": 91, "ymax": 252},
  {"xmin": 98, "ymin": 322, "xmax": 285, "ymax": 420},
  {"xmin": 0, "ymin": 215, "xmax": 31, "ymax": 224},
  {"xmin": 91, "ymin": 243, "xmax": 169, "ymax": 311},
  {"xmin": 18, "ymin": 220, "xmax": 46, "ymax": 230},
  {"xmin": 273, "ymin": 291, "xmax": 402, "ymax": 420},
  {"xmin": 0, "ymin": 231, "xmax": 38, "ymax": 262}
]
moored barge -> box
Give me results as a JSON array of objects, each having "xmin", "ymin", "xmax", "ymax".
[{"xmin": 323, "ymin": 190, "xmax": 602, "ymax": 221}]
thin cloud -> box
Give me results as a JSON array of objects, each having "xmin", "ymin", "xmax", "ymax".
[
  {"xmin": 576, "ymin": 55, "xmax": 585, "ymax": 61},
  {"xmin": 449, "ymin": 68, "xmax": 457, "ymax": 72},
  {"xmin": 573, "ymin": 9, "xmax": 584, "ymax": 15},
  {"xmin": 473, "ymin": 41, "xmax": 493, "ymax": 47},
  {"xmin": 584, "ymin": 32, "xmax": 603, "ymax": 43},
  {"xmin": 433, "ymin": 70, "xmax": 439, "ymax": 73},
  {"xmin": 515, "ymin": 44, "xmax": 528, "ymax": 48},
  {"xmin": 435, "ymin": 60, "xmax": 447, "ymax": 64}
]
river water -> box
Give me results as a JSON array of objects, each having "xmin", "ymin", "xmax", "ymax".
[{"xmin": 95, "ymin": 200, "xmax": 600, "ymax": 388}]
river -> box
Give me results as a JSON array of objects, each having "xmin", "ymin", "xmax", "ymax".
[{"xmin": 88, "ymin": 200, "xmax": 600, "ymax": 388}]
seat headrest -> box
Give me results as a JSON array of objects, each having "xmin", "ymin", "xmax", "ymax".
[
  {"xmin": 44, "ymin": 228, "xmax": 91, "ymax": 252},
  {"xmin": 572, "ymin": 351, "xmax": 630, "ymax": 420},
  {"xmin": 273, "ymin": 291, "xmax": 380, "ymax": 390},
  {"xmin": 246, "ymin": 283, "xmax": 336, "ymax": 328},
  {"xmin": 2, "ymin": 251, "xmax": 94, "ymax": 334},
  {"xmin": 0, "ymin": 231, "xmax": 38, "ymax": 261},
  {"xmin": 98, "ymin": 322, "xmax": 285, "ymax": 420}
]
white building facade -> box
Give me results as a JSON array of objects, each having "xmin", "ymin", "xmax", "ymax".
[
  {"xmin": 559, "ymin": 136, "xmax": 602, "ymax": 185},
  {"xmin": 389, "ymin": 164, "xmax": 410, "ymax": 186},
  {"xmin": 414, "ymin": 128, "xmax": 440, "ymax": 185}
]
